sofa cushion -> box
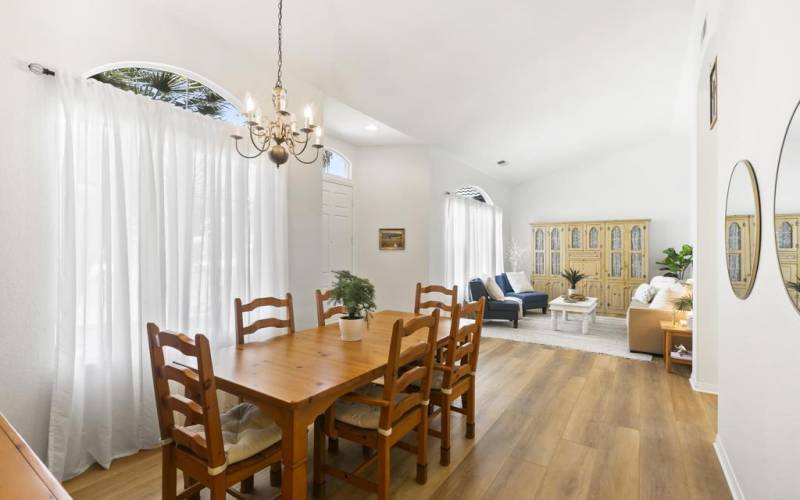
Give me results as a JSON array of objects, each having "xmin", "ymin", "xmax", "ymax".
[
  {"xmin": 650, "ymin": 284, "xmax": 685, "ymax": 310},
  {"xmin": 505, "ymin": 291, "xmax": 548, "ymax": 308},
  {"xmin": 487, "ymin": 299, "xmax": 520, "ymax": 312},
  {"xmin": 484, "ymin": 277, "xmax": 506, "ymax": 301},
  {"xmin": 632, "ymin": 283, "xmax": 656, "ymax": 303},
  {"xmin": 650, "ymin": 276, "xmax": 679, "ymax": 291},
  {"xmin": 469, "ymin": 278, "xmax": 489, "ymax": 301},
  {"xmin": 494, "ymin": 273, "xmax": 514, "ymax": 293},
  {"xmin": 505, "ymin": 271, "xmax": 534, "ymax": 293}
]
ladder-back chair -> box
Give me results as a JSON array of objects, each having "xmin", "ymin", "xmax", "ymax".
[
  {"xmin": 146, "ymin": 324, "xmax": 282, "ymax": 500},
  {"xmin": 313, "ymin": 310, "xmax": 440, "ymax": 499},
  {"xmin": 234, "ymin": 293, "xmax": 295, "ymax": 345},
  {"xmin": 315, "ymin": 289, "xmax": 347, "ymax": 327},
  {"xmin": 414, "ymin": 283, "xmax": 458, "ymax": 316},
  {"xmin": 427, "ymin": 297, "xmax": 485, "ymax": 465}
]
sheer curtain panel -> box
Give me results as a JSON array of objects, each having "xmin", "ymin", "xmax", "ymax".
[
  {"xmin": 46, "ymin": 73, "xmax": 288, "ymax": 480},
  {"xmin": 444, "ymin": 195, "xmax": 504, "ymax": 300}
]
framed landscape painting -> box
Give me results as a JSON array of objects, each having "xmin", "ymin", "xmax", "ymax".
[{"xmin": 379, "ymin": 228, "xmax": 405, "ymax": 250}]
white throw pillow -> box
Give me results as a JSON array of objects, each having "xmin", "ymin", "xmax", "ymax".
[
  {"xmin": 632, "ymin": 283, "xmax": 656, "ymax": 303},
  {"xmin": 649, "ymin": 284, "xmax": 685, "ymax": 310},
  {"xmin": 650, "ymin": 276, "xmax": 679, "ymax": 291},
  {"xmin": 506, "ymin": 271, "xmax": 534, "ymax": 293},
  {"xmin": 483, "ymin": 277, "xmax": 506, "ymax": 301}
]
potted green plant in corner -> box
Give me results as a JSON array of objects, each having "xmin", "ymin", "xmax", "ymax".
[
  {"xmin": 561, "ymin": 267, "xmax": 587, "ymax": 296},
  {"xmin": 329, "ymin": 270, "xmax": 377, "ymax": 341},
  {"xmin": 656, "ymin": 244, "xmax": 694, "ymax": 281}
]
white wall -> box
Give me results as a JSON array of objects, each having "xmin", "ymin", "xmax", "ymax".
[
  {"xmin": 353, "ymin": 146, "xmax": 432, "ymax": 311},
  {"xmin": 698, "ymin": 1, "xmax": 800, "ymax": 497},
  {"xmin": 509, "ymin": 133, "xmax": 694, "ymax": 279}
]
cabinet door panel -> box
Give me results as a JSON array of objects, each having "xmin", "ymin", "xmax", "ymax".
[{"xmin": 606, "ymin": 283, "xmax": 627, "ymax": 315}]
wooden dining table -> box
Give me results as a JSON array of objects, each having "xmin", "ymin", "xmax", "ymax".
[
  {"xmin": 0, "ymin": 413, "xmax": 71, "ymax": 499},
  {"xmin": 195, "ymin": 310, "xmax": 462, "ymax": 500}
]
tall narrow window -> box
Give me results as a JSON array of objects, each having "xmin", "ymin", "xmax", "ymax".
[
  {"xmin": 550, "ymin": 228, "xmax": 561, "ymax": 275},
  {"xmin": 610, "ymin": 226, "xmax": 622, "ymax": 278},
  {"xmin": 571, "ymin": 228, "xmax": 581, "ymax": 249},
  {"xmin": 727, "ymin": 223, "xmax": 742, "ymax": 282},
  {"xmin": 534, "ymin": 229, "xmax": 545, "ymax": 274},
  {"xmin": 589, "ymin": 227, "xmax": 599, "ymax": 249},
  {"xmin": 778, "ymin": 221, "xmax": 794, "ymax": 249}
]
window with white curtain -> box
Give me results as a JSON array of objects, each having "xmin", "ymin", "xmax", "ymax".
[
  {"xmin": 46, "ymin": 71, "xmax": 287, "ymax": 480},
  {"xmin": 444, "ymin": 190, "xmax": 503, "ymax": 300}
]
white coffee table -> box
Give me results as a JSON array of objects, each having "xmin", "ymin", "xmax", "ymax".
[{"xmin": 549, "ymin": 296, "xmax": 598, "ymax": 334}]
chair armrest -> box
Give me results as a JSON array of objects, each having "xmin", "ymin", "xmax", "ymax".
[{"xmin": 340, "ymin": 392, "xmax": 390, "ymax": 407}]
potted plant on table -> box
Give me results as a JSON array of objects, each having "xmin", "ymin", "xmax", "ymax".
[
  {"xmin": 560, "ymin": 267, "xmax": 587, "ymax": 296},
  {"xmin": 672, "ymin": 292, "xmax": 693, "ymax": 327},
  {"xmin": 329, "ymin": 270, "xmax": 377, "ymax": 341}
]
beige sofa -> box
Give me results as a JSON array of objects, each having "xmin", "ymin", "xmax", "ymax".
[{"xmin": 627, "ymin": 278, "xmax": 688, "ymax": 355}]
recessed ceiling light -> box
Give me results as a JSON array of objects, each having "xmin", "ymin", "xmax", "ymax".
[
  {"xmin": 496, "ymin": 160, "xmax": 508, "ymax": 166},
  {"xmin": 365, "ymin": 124, "xmax": 379, "ymax": 131}
]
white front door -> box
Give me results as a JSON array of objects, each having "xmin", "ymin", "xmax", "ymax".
[{"xmin": 322, "ymin": 179, "xmax": 354, "ymax": 289}]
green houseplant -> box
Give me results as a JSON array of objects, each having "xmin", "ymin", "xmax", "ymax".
[
  {"xmin": 561, "ymin": 267, "xmax": 587, "ymax": 295},
  {"xmin": 786, "ymin": 277, "xmax": 800, "ymax": 294},
  {"xmin": 329, "ymin": 270, "xmax": 377, "ymax": 341},
  {"xmin": 656, "ymin": 244, "xmax": 694, "ymax": 280}
]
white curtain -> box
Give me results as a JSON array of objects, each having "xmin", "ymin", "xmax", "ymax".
[
  {"xmin": 444, "ymin": 195, "xmax": 504, "ymax": 300},
  {"xmin": 47, "ymin": 73, "xmax": 287, "ymax": 480}
]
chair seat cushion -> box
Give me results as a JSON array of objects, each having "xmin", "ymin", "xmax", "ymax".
[
  {"xmin": 334, "ymin": 383, "xmax": 408, "ymax": 430},
  {"xmin": 185, "ymin": 403, "xmax": 281, "ymax": 465},
  {"xmin": 487, "ymin": 299, "xmax": 520, "ymax": 312}
]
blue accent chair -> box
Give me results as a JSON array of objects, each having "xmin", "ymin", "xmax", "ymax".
[
  {"xmin": 468, "ymin": 278, "xmax": 520, "ymax": 328},
  {"xmin": 494, "ymin": 273, "xmax": 549, "ymax": 315}
]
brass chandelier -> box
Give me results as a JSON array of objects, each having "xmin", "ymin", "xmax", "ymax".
[{"xmin": 232, "ymin": 0, "xmax": 324, "ymax": 166}]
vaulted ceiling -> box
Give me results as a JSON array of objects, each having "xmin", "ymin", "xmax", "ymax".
[{"xmin": 20, "ymin": 0, "xmax": 697, "ymax": 182}]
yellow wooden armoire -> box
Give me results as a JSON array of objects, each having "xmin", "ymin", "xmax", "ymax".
[{"xmin": 530, "ymin": 219, "xmax": 650, "ymax": 316}]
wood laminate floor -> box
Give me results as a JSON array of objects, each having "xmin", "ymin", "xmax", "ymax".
[{"xmin": 63, "ymin": 338, "xmax": 730, "ymax": 500}]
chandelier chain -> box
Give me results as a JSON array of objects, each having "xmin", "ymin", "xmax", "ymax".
[{"xmin": 275, "ymin": 0, "xmax": 283, "ymax": 88}]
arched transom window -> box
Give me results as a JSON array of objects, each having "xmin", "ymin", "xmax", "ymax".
[{"xmin": 89, "ymin": 66, "xmax": 243, "ymax": 124}]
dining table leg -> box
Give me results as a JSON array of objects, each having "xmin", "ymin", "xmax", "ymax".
[{"xmin": 281, "ymin": 411, "xmax": 311, "ymax": 500}]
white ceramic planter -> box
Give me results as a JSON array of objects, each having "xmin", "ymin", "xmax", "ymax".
[
  {"xmin": 568, "ymin": 288, "xmax": 576, "ymax": 296},
  {"xmin": 339, "ymin": 317, "xmax": 366, "ymax": 341}
]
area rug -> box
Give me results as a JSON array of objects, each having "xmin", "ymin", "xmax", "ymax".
[{"xmin": 480, "ymin": 312, "xmax": 652, "ymax": 361}]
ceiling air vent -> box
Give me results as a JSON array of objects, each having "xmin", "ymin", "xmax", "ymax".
[{"xmin": 496, "ymin": 160, "xmax": 508, "ymax": 166}]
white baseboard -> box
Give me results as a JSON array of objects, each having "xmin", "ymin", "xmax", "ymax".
[
  {"xmin": 714, "ymin": 434, "xmax": 745, "ymax": 500},
  {"xmin": 690, "ymin": 374, "xmax": 718, "ymax": 394}
]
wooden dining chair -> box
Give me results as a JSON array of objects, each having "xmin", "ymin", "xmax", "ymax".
[
  {"xmin": 146, "ymin": 323, "xmax": 283, "ymax": 500},
  {"xmin": 315, "ymin": 289, "xmax": 346, "ymax": 327},
  {"xmin": 414, "ymin": 283, "xmax": 458, "ymax": 316},
  {"xmin": 313, "ymin": 310, "xmax": 441, "ymax": 500},
  {"xmin": 426, "ymin": 297, "xmax": 485, "ymax": 465},
  {"xmin": 234, "ymin": 293, "xmax": 295, "ymax": 345}
]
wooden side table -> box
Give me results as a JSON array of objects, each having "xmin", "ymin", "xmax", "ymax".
[{"xmin": 660, "ymin": 320, "xmax": 693, "ymax": 373}]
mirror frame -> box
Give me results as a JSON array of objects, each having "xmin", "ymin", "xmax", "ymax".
[
  {"xmin": 773, "ymin": 100, "xmax": 800, "ymax": 313},
  {"xmin": 724, "ymin": 159, "xmax": 761, "ymax": 299}
]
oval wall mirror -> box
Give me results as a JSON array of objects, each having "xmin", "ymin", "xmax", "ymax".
[
  {"xmin": 724, "ymin": 160, "xmax": 761, "ymax": 299},
  {"xmin": 775, "ymin": 102, "xmax": 800, "ymax": 312}
]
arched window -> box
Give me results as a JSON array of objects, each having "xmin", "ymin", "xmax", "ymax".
[
  {"xmin": 322, "ymin": 149, "xmax": 351, "ymax": 179},
  {"xmin": 453, "ymin": 185, "xmax": 493, "ymax": 205},
  {"xmin": 571, "ymin": 228, "xmax": 581, "ymax": 248},
  {"xmin": 778, "ymin": 222, "xmax": 794, "ymax": 249},
  {"xmin": 588, "ymin": 227, "xmax": 599, "ymax": 249},
  {"xmin": 88, "ymin": 66, "xmax": 243, "ymax": 124}
]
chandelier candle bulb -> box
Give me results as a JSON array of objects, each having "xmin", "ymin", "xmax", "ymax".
[{"xmin": 232, "ymin": 0, "xmax": 324, "ymax": 166}]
